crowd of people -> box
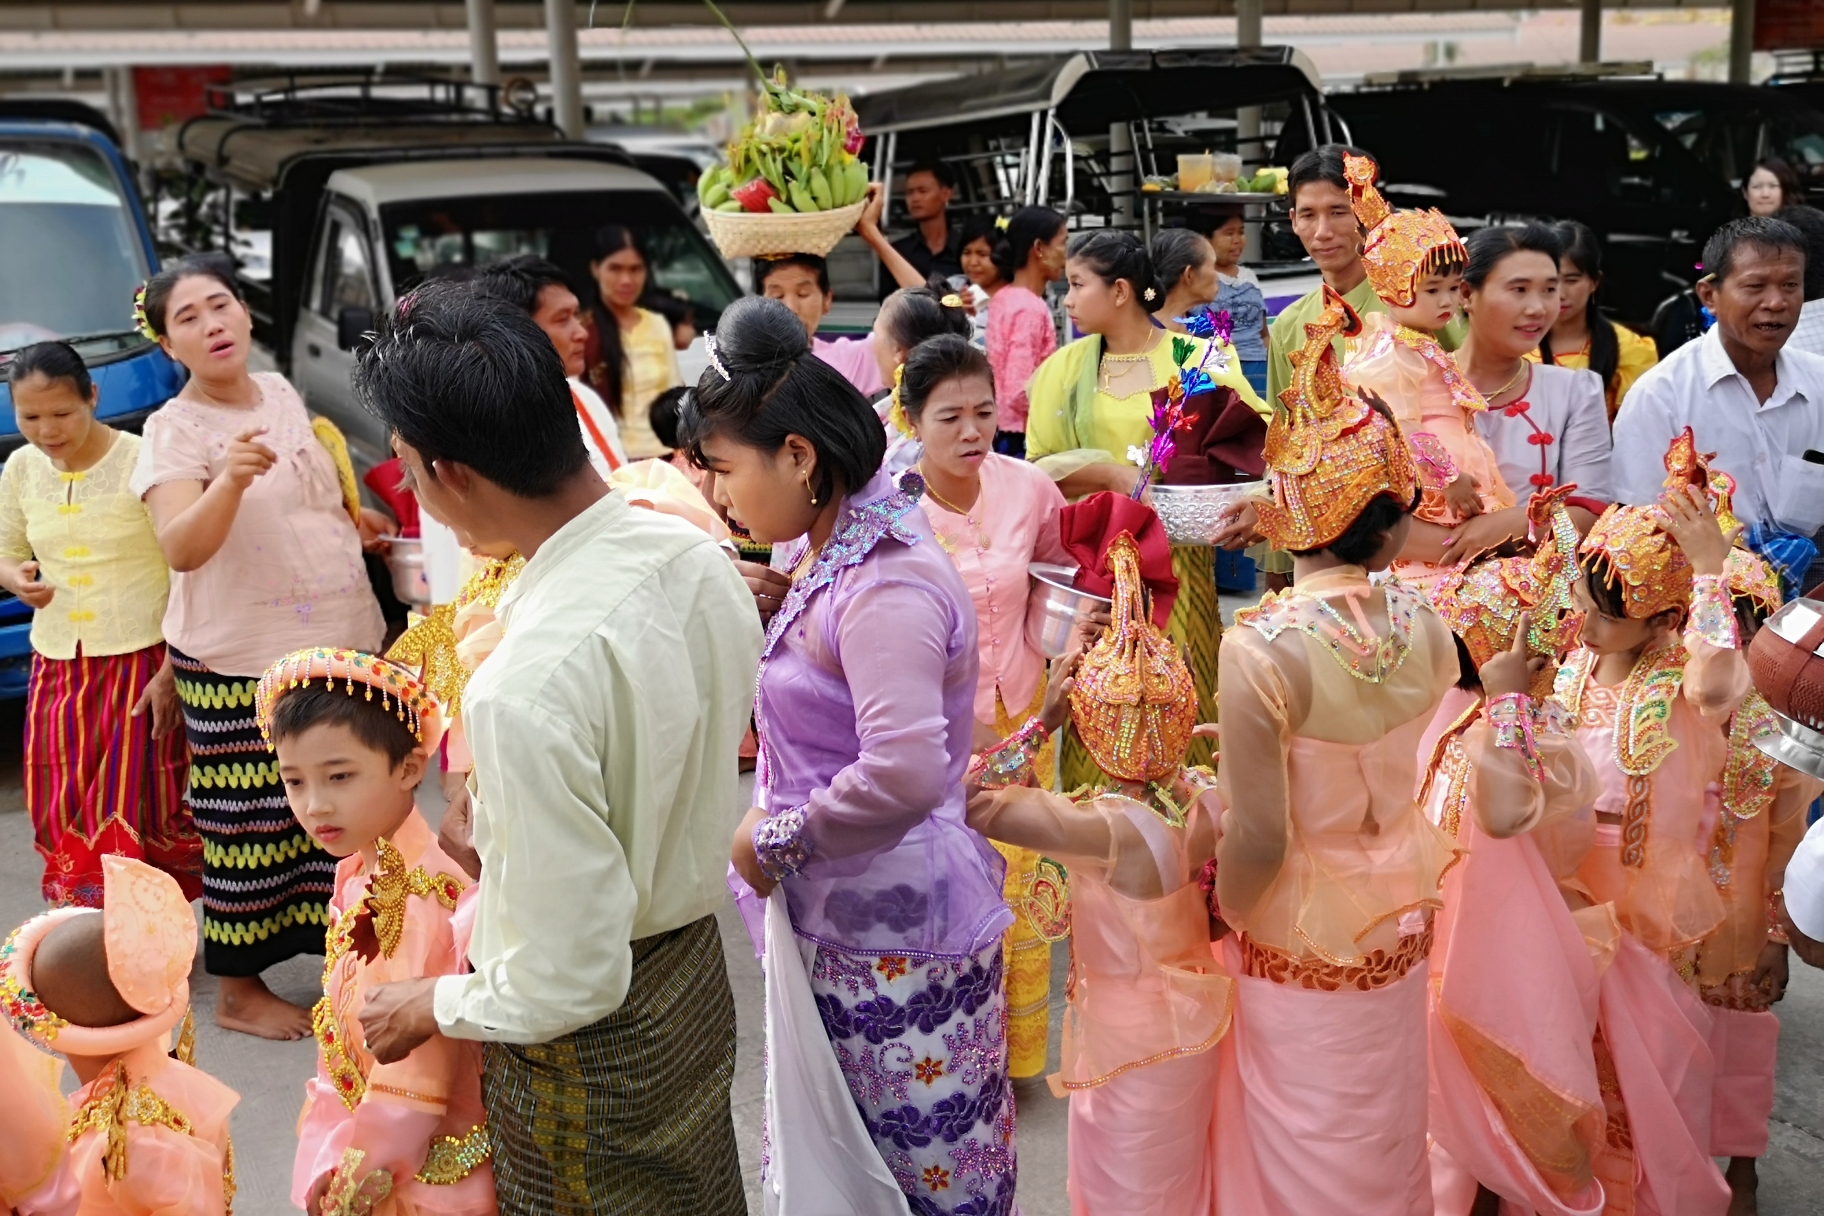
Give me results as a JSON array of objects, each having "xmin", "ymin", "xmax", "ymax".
[{"xmin": 1, "ymin": 134, "xmax": 1824, "ymax": 1216}]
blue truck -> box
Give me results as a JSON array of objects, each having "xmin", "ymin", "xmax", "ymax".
[{"xmin": 0, "ymin": 100, "xmax": 184, "ymax": 697}]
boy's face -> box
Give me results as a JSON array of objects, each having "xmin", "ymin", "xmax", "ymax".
[
  {"xmin": 1387, "ymin": 267, "xmax": 1463, "ymax": 332},
  {"xmin": 762, "ymin": 264, "xmax": 831, "ymax": 340},
  {"xmin": 276, "ymin": 722, "xmax": 425, "ymax": 858},
  {"xmin": 1570, "ymin": 573, "xmax": 1665, "ymax": 657}
]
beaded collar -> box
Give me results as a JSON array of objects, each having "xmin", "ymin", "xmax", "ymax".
[
  {"xmin": 1235, "ymin": 574, "xmax": 1420, "ymax": 683},
  {"xmin": 1550, "ymin": 641, "xmax": 1687, "ymax": 776},
  {"xmin": 1387, "ymin": 324, "xmax": 1490, "ymax": 417},
  {"xmin": 754, "ymin": 476, "xmax": 927, "ymax": 787}
]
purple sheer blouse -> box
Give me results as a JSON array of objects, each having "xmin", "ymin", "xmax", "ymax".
[{"xmin": 748, "ymin": 472, "xmax": 1010, "ymax": 959}]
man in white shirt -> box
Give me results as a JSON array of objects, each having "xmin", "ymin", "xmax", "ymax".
[
  {"xmin": 351, "ymin": 282, "xmax": 762, "ymax": 1213},
  {"xmin": 1614, "ymin": 216, "xmax": 1824, "ymax": 553},
  {"xmin": 1776, "ymin": 204, "xmax": 1824, "ymax": 358}
]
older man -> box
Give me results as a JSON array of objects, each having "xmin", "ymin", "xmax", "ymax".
[
  {"xmin": 1614, "ymin": 216, "xmax": 1824, "ymax": 565},
  {"xmin": 353, "ymin": 282, "xmax": 761, "ymax": 1214}
]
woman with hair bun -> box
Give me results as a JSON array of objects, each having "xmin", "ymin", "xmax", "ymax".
[
  {"xmin": 690, "ymin": 297, "xmax": 1017, "ymax": 1215},
  {"xmin": 1534, "ymin": 219, "xmax": 1658, "ymax": 420},
  {"xmin": 1026, "ymin": 229, "xmax": 1268, "ymax": 776},
  {"xmin": 129, "ymin": 253, "xmax": 384, "ymax": 1040},
  {"xmin": 986, "ymin": 206, "xmax": 1068, "ymax": 456}
]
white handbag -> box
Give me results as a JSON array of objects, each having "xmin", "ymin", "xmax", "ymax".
[{"xmin": 762, "ymin": 889, "xmax": 913, "ymax": 1216}]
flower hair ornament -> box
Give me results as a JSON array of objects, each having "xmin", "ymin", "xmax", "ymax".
[
  {"xmin": 704, "ymin": 333, "xmax": 731, "ymax": 382},
  {"xmin": 1142, "ymin": 286, "xmax": 1158, "ymax": 302},
  {"xmin": 254, "ymin": 647, "xmax": 445, "ymax": 752},
  {"xmin": 994, "ymin": 215, "xmax": 1010, "ymax": 230},
  {"xmin": 887, "ymin": 363, "xmax": 916, "ymax": 439},
  {"xmin": 939, "ymin": 293, "xmax": 966, "ymax": 309},
  {"xmin": 131, "ymin": 282, "xmax": 156, "ymax": 341},
  {"xmin": 1343, "ymin": 152, "xmax": 1468, "ymax": 309}
]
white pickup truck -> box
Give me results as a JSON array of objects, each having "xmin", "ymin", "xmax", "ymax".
[{"xmin": 172, "ymin": 76, "xmax": 740, "ymax": 469}]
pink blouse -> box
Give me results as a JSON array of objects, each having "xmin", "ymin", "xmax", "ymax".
[
  {"xmin": 987, "ymin": 286, "xmax": 1057, "ymax": 433},
  {"xmin": 130, "ymin": 373, "xmax": 383, "ymax": 677},
  {"xmin": 917, "ymin": 454, "xmax": 1069, "ymax": 723}
]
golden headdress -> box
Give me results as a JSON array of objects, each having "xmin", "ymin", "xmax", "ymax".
[
  {"xmin": 1069, "ymin": 532, "xmax": 1198, "ymax": 784},
  {"xmin": 1576, "ymin": 428, "xmax": 1729, "ymax": 622},
  {"xmin": 1254, "ymin": 285, "xmax": 1420, "ymax": 552},
  {"xmin": 1432, "ymin": 486, "xmax": 1582, "ymax": 683},
  {"xmin": 1724, "ymin": 546, "xmax": 1783, "ymax": 619},
  {"xmin": 255, "ymin": 647, "xmax": 444, "ymax": 750},
  {"xmin": 1344, "ymin": 153, "xmax": 1468, "ymax": 309}
]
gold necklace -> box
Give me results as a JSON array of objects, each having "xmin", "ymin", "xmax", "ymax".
[
  {"xmin": 1481, "ymin": 359, "xmax": 1529, "ymax": 403},
  {"xmin": 917, "ymin": 465, "xmax": 989, "ymax": 550},
  {"xmin": 1097, "ymin": 331, "xmax": 1162, "ymax": 395}
]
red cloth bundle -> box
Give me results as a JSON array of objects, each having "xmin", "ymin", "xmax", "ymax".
[
  {"xmin": 1060, "ymin": 491, "xmax": 1178, "ymax": 627},
  {"xmin": 363, "ymin": 458, "xmax": 421, "ymax": 538}
]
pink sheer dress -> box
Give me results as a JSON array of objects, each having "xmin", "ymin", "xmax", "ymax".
[
  {"xmin": 1211, "ymin": 566, "xmax": 1460, "ymax": 1216},
  {"xmin": 1420, "ymin": 694, "xmax": 1612, "ymax": 1216},
  {"xmin": 63, "ymin": 1039, "xmax": 239, "ymax": 1215},
  {"xmin": 0, "ymin": 1021, "xmax": 75, "ymax": 1216},
  {"xmin": 292, "ymin": 811, "xmax": 495, "ymax": 1215},
  {"xmin": 969, "ymin": 780, "xmax": 1228, "ymax": 1216},
  {"xmin": 1554, "ymin": 582, "xmax": 1750, "ymax": 1216}
]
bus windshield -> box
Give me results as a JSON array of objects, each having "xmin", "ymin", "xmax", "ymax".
[{"xmin": 0, "ymin": 141, "xmax": 150, "ymax": 356}]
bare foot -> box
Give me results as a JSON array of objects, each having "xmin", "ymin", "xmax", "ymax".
[
  {"xmin": 1725, "ymin": 1157, "xmax": 1758, "ymax": 1216},
  {"xmin": 215, "ymin": 974, "xmax": 312, "ymax": 1040}
]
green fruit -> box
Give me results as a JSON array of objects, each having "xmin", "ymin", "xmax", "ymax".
[
  {"xmin": 714, "ymin": 199, "xmax": 744, "ymax": 212},
  {"xmin": 789, "ymin": 179, "xmax": 819, "ymax": 212},
  {"xmin": 830, "ymin": 161, "xmax": 855, "ymax": 206},
  {"xmin": 702, "ymin": 178, "xmax": 731, "ymax": 208},
  {"xmin": 767, "ymin": 196, "xmax": 797, "ymax": 214},
  {"xmin": 809, "ymin": 167, "xmax": 834, "ymax": 210},
  {"xmin": 846, "ymin": 161, "xmax": 869, "ymax": 206}
]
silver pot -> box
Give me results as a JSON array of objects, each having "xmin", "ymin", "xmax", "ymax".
[
  {"xmin": 1148, "ymin": 481, "xmax": 1267, "ymax": 547},
  {"xmin": 384, "ymin": 536, "xmax": 431, "ymax": 609},
  {"xmin": 1025, "ymin": 563, "xmax": 1113, "ymax": 659}
]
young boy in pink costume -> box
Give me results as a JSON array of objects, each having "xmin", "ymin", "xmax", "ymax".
[
  {"xmin": 0, "ymin": 853, "xmax": 239, "ymax": 1215},
  {"xmin": 965, "ymin": 524, "xmax": 1229, "ymax": 1216},
  {"xmin": 1338, "ymin": 152, "xmax": 1512, "ymax": 592},
  {"xmin": 1421, "ymin": 492, "xmax": 1613, "ymax": 1216},
  {"xmin": 1554, "ymin": 429, "xmax": 1748, "ymax": 1216},
  {"xmin": 257, "ymin": 647, "xmax": 496, "ymax": 1216},
  {"xmin": 1693, "ymin": 546, "xmax": 1823, "ymax": 1212}
]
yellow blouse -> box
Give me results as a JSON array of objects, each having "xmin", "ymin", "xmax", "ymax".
[
  {"xmin": 1025, "ymin": 331, "xmax": 1266, "ymax": 481},
  {"xmin": 0, "ymin": 432, "xmax": 169, "ymax": 659},
  {"xmin": 1527, "ymin": 324, "xmax": 1658, "ymax": 421},
  {"xmin": 617, "ymin": 309, "xmax": 684, "ymax": 460}
]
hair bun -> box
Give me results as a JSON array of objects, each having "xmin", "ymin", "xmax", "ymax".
[{"xmin": 707, "ymin": 297, "xmax": 809, "ymax": 380}]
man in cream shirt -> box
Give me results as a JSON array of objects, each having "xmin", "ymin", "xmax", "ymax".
[{"xmin": 352, "ymin": 282, "xmax": 761, "ymax": 1214}]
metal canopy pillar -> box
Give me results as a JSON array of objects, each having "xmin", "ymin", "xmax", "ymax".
[
  {"xmin": 467, "ymin": 0, "xmax": 500, "ymax": 86},
  {"xmin": 1109, "ymin": 0, "xmax": 1132, "ymax": 52},
  {"xmin": 1728, "ymin": 0, "xmax": 1754, "ymax": 83},
  {"xmin": 546, "ymin": 0, "xmax": 585, "ymax": 136},
  {"xmin": 1579, "ymin": 0, "xmax": 1601, "ymax": 63},
  {"xmin": 1236, "ymin": 0, "xmax": 1264, "ymax": 260}
]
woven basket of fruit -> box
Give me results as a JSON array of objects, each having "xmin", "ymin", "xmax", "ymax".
[{"xmin": 698, "ymin": 69, "xmax": 873, "ymax": 259}]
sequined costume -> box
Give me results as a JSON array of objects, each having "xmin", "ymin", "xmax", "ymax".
[
  {"xmin": 966, "ymin": 528, "xmax": 1230, "ymax": 1216},
  {"xmin": 1692, "ymin": 550, "xmax": 1823, "ymax": 1162},
  {"xmin": 1340, "ymin": 153, "xmax": 1513, "ymax": 590},
  {"xmin": 1550, "ymin": 431, "xmax": 1751, "ymax": 1215},
  {"xmin": 1418, "ymin": 542, "xmax": 1613, "ymax": 1216},
  {"xmin": 0, "ymin": 855, "xmax": 239, "ymax": 1216},
  {"xmin": 249, "ymin": 648, "xmax": 497, "ymax": 1214},
  {"xmin": 738, "ymin": 472, "xmax": 1015, "ymax": 1216},
  {"xmin": 1214, "ymin": 277, "xmax": 1457, "ymax": 1215}
]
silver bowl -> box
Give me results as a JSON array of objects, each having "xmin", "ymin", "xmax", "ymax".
[
  {"xmin": 384, "ymin": 536, "xmax": 431, "ymax": 608},
  {"xmin": 1026, "ymin": 563, "xmax": 1112, "ymax": 658},
  {"xmin": 1148, "ymin": 481, "xmax": 1267, "ymax": 547}
]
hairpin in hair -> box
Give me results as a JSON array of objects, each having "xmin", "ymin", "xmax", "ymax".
[
  {"xmin": 132, "ymin": 283, "xmax": 156, "ymax": 341},
  {"xmin": 940, "ymin": 293, "xmax": 965, "ymax": 309},
  {"xmin": 704, "ymin": 333, "xmax": 731, "ymax": 382},
  {"xmin": 887, "ymin": 363, "xmax": 915, "ymax": 438},
  {"xmin": 1143, "ymin": 287, "xmax": 1157, "ymax": 302},
  {"xmin": 995, "ymin": 216, "xmax": 1010, "ymax": 231}
]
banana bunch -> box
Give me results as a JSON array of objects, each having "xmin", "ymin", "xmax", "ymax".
[{"xmin": 698, "ymin": 68, "xmax": 870, "ymax": 215}]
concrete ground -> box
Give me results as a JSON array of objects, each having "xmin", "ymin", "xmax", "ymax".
[{"xmin": 2, "ymin": 702, "xmax": 1821, "ymax": 1214}]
